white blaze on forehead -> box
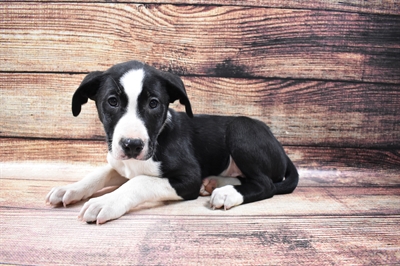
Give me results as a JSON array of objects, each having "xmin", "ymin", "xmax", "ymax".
[
  {"xmin": 120, "ymin": 68, "xmax": 145, "ymax": 109},
  {"xmin": 112, "ymin": 68, "xmax": 150, "ymax": 160}
]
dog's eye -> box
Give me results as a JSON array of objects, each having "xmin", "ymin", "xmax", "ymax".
[
  {"xmin": 108, "ymin": 96, "xmax": 119, "ymax": 107},
  {"xmin": 149, "ymin": 99, "xmax": 159, "ymax": 109}
]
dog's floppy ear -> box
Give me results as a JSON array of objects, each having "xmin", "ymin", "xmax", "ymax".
[
  {"xmin": 72, "ymin": 71, "xmax": 103, "ymax": 117},
  {"xmin": 158, "ymin": 71, "xmax": 193, "ymax": 118}
]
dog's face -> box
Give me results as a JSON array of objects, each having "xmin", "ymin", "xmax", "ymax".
[{"xmin": 72, "ymin": 61, "xmax": 193, "ymax": 160}]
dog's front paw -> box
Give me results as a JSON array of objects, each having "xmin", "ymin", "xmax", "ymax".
[
  {"xmin": 46, "ymin": 184, "xmax": 87, "ymax": 207},
  {"xmin": 78, "ymin": 194, "xmax": 129, "ymax": 224},
  {"xmin": 210, "ymin": 185, "xmax": 244, "ymax": 210}
]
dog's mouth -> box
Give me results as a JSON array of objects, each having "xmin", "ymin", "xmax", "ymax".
[{"xmin": 111, "ymin": 150, "xmax": 149, "ymax": 161}]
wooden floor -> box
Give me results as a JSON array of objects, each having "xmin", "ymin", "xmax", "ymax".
[{"xmin": 1, "ymin": 159, "xmax": 399, "ymax": 265}]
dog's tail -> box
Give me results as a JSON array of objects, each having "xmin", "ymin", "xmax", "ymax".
[{"xmin": 274, "ymin": 156, "xmax": 299, "ymax": 194}]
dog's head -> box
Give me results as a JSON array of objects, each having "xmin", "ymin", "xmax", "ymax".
[{"xmin": 72, "ymin": 60, "xmax": 193, "ymax": 161}]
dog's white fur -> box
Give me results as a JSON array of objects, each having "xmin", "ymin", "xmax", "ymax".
[
  {"xmin": 112, "ymin": 69, "xmax": 150, "ymax": 160},
  {"xmin": 46, "ymin": 70, "xmax": 185, "ymax": 224},
  {"xmin": 107, "ymin": 153, "xmax": 161, "ymax": 179},
  {"xmin": 210, "ymin": 185, "xmax": 244, "ymax": 210},
  {"xmin": 46, "ymin": 67, "xmax": 242, "ymax": 224},
  {"xmin": 78, "ymin": 174, "xmax": 182, "ymax": 224}
]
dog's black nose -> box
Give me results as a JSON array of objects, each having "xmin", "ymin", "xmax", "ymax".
[{"xmin": 120, "ymin": 138, "xmax": 144, "ymax": 158}]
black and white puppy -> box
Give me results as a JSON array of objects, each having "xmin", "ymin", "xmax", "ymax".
[{"xmin": 46, "ymin": 60, "xmax": 298, "ymax": 224}]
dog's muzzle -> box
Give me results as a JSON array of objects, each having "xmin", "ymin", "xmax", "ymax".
[{"xmin": 119, "ymin": 138, "xmax": 144, "ymax": 159}]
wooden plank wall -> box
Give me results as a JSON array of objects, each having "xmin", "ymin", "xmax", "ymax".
[{"xmin": 1, "ymin": 1, "xmax": 399, "ymax": 170}]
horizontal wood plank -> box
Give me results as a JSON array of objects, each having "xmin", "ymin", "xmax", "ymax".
[
  {"xmin": 1, "ymin": 178, "xmax": 399, "ymax": 216},
  {"xmin": 2, "ymin": 142, "xmax": 400, "ymax": 186},
  {"xmin": 1, "ymin": 208, "xmax": 399, "ymax": 265},
  {"xmin": 0, "ymin": 74, "xmax": 103, "ymax": 141},
  {"xmin": 2, "ymin": 160, "xmax": 399, "ymax": 187},
  {"xmin": 2, "ymin": 74, "xmax": 399, "ymax": 147},
  {"xmin": 1, "ymin": 4, "xmax": 399, "ymax": 83},
  {"xmin": 6, "ymin": 0, "xmax": 399, "ymax": 15},
  {"xmin": 1, "ymin": 138, "xmax": 108, "ymax": 164}
]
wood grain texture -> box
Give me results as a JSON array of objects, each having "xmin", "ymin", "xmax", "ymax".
[
  {"xmin": 2, "ymin": 177, "xmax": 400, "ymax": 216},
  {"xmin": 1, "ymin": 1, "xmax": 399, "ymax": 265},
  {"xmin": 1, "ymin": 209, "xmax": 399, "ymax": 265},
  {"xmin": 2, "ymin": 141, "xmax": 400, "ymax": 186},
  {"xmin": 5, "ymin": 0, "xmax": 399, "ymax": 15},
  {"xmin": 3, "ymin": 159, "xmax": 400, "ymax": 188},
  {"xmin": 0, "ymin": 74, "xmax": 103, "ymax": 141},
  {"xmin": 1, "ymin": 3, "xmax": 399, "ymax": 83},
  {"xmin": 2, "ymin": 74, "xmax": 399, "ymax": 147},
  {"xmin": 1, "ymin": 138, "xmax": 108, "ymax": 164}
]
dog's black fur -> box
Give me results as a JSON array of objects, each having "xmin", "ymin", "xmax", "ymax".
[{"xmin": 72, "ymin": 60, "xmax": 298, "ymax": 206}]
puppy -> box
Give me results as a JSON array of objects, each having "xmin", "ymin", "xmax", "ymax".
[{"xmin": 46, "ymin": 60, "xmax": 298, "ymax": 224}]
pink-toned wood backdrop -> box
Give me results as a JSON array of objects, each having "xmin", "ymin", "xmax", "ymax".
[{"xmin": 1, "ymin": 1, "xmax": 399, "ymax": 265}]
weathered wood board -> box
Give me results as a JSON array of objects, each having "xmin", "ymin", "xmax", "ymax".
[
  {"xmin": 1, "ymin": 1, "xmax": 399, "ymax": 265},
  {"xmin": 2, "ymin": 157, "xmax": 398, "ymax": 265},
  {"xmin": 2, "ymin": 177, "xmax": 400, "ymax": 216},
  {"xmin": 1, "ymin": 3, "xmax": 400, "ymax": 83},
  {"xmin": 6, "ymin": 0, "xmax": 399, "ymax": 15},
  {"xmin": 2, "ymin": 74, "xmax": 399, "ymax": 147},
  {"xmin": 1, "ymin": 209, "xmax": 399, "ymax": 265},
  {"xmin": 2, "ymin": 142, "xmax": 400, "ymax": 187},
  {"xmin": 3, "ymin": 138, "xmax": 400, "ymax": 169}
]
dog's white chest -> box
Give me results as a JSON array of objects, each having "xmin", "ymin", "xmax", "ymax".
[{"xmin": 107, "ymin": 153, "xmax": 161, "ymax": 179}]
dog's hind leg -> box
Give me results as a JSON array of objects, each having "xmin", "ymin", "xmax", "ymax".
[
  {"xmin": 200, "ymin": 176, "xmax": 241, "ymax": 196},
  {"xmin": 210, "ymin": 117, "xmax": 285, "ymax": 210}
]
